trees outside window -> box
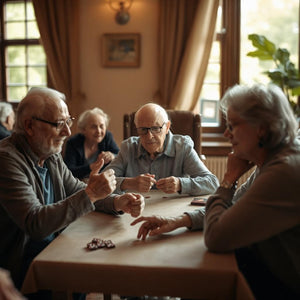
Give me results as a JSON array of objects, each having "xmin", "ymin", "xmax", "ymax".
[{"xmin": 200, "ymin": 0, "xmax": 299, "ymax": 136}]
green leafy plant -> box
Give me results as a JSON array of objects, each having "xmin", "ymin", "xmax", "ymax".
[{"xmin": 247, "ymin": 34, "xmax": 300, "ymax": 117}]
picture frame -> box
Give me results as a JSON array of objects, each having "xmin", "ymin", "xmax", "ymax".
[
  {"xmin": 102, "ymin": 33, "xmax": 141, "ymax": 68},
  {"xmin": 200, "ymin": 99, "xmax": 219, "ymax": 124}
]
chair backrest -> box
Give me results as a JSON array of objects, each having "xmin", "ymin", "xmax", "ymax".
[{"xmin": 123, "ymin": 110, "xmax": 202, "ymax": 155}]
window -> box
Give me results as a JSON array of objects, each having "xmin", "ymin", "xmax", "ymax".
[
  {"xmin": 0, "ymin": 0, "xmax": 47, "ymax": 102},
  {"xmin": 199, "ymin": 0, "xmax": 299, "ymax": 137}
]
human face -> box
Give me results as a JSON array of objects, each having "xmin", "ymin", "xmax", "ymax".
[
  {"xmin": 30, "ymin": 99, "xmax": 72, "ymax": 162},
  {"xmin": 224, "ymin": 108, "xmax": 261, "ymax": 161},
  {"xmin": 83, "ymin": 114, "xmax": 107, "ymax": 145},
  {"xmin": 136, "ymin": 111, "xmax": 170, "ymax": 156}
]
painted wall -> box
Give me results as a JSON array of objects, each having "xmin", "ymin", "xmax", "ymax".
[{"xmin": 79, "ymin": 0, "xmax": 159, "ymax": 145}]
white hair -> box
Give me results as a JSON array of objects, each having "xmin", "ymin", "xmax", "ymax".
[{"xmin": 0, "ymin": 102, "xmax": 13, "ymax": 123}]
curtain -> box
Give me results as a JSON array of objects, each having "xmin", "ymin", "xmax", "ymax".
[
  {"xmin": 32, "ymin": 0, "xmax": 81, "ymax": 116},
  {"xmin": 156, "ymin": 0, "xmax": 198, "ymax": 108},
  {"xmin": 157, "ymin": 0, "xmax": 219, "ymax": 111}
]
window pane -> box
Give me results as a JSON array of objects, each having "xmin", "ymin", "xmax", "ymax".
[
  {"xmin": 26, "ymin": 2, "xmax": 35, "ymax": 20},
  {"xmin": 6, "ymin": 22, "xmax": 26, "ymax": 39},
  {"xmin": 28, "ymin": 45, "xmax": 46, "ymax": 65},
  {"xmin": 28, "ymin": 67, "xmax": 47, "ymax": 85},
  {"xmin": 5, "ymin": 2, "xmax": 25, "ymax": 21},
  {"xmin": 27, "ymin": 21, "xmax": 40, "ymax": 38},
  {"xmin": 201, "ymin": 84, "xmax": 220, "ymax": 100},
  {"xmin": 6, "ymin": 46, "xmax": 26, "ymax": 65},
  {"xmin": 240, "ymin": 0, "xmax": 299, "ymax": 85},
  {"xmin": 7, "ymin": 67, "xmax": 26, "ymax": 84},
  {"xmin": 7, "ymin": 86, "xmax": 27, "ymax": 101}
]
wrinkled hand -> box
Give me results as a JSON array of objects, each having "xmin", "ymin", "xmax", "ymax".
[
  {"xmin": 131, "ymin": 215, "xmax": 183, "ymax": 240},
  {"xmin": 224, "ymin": 152, "xmax": 255, "ymax": 183},
  {"xmin": 123, "ymin": 173, "xmax": 156, "ymax": 193},
  {"xmin": 114, "ymin": 193, "xmax": 145, "ymax": 217},
  {"xmin": 97, "ymin": 151, "xmax": 115, "ymax": 165},
  {"xmin": 86, "ymin": 158, "xmax": 116, "ymax": 202},
  {"xmin": 0, "ymin": 268, "xmax": 25, "ymax": 300},
  {"xmin": 156, "ymin": 176, "xmax": 181, "ymax": 193}
]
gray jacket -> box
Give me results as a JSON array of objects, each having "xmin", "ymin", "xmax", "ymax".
[{"xmin": 0, "ymin": 133, "xmax": 117, "ymax": 287}]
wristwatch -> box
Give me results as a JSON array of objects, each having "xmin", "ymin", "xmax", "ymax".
[{"xmin": 220, "ymin": 180, "xmax": 238, "ymax": 190}]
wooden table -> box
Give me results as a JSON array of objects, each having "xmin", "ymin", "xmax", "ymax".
[{"xmin": 22, "ymin": 191, "xmax": 254, "ymax": 299}]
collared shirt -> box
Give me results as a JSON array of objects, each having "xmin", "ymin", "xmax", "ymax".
[{"xmin": 104, "ymin": 132, "xmax": 219, "ymax": 196}]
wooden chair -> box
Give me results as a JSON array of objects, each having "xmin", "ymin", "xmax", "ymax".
[{"xmin": 123, "ymin": 110, "xmax": 202, "ymax": 155}]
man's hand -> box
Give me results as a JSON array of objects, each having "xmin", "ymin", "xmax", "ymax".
[
  {"xmin": 114, "ymin": 193, "xmax": 145, "ymax": 217},
  {"xmin": 85, "ymin": 158, "xmax": 116, "ymax": 203},
  {"xmin": 156, "ymin": 176, "xmax": 181, "ymax": 193},
  {"xmin": 131, "ymin": 214, "xmax": 191, "ymax": 240},
  {"xmin": 121, "ymin": 173, "xmax": 156, "ymax": 192}
]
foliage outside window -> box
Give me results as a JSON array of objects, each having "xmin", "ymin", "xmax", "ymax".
[
  {"xmin": 199, "ymin": 0, "xmax": 299, "ymax": 135},
  {"xmin": 0, "ymin": 0, "xmax": 47, "ymax": 102}
]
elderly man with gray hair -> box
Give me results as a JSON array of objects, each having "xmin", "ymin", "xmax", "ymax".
[
  {"xmin": 0, "ymin": 102, "xmax": 15, "ymax": 140},
  {"xmin": 0, "ymin": 87, "xmax": 144, "ymax": 300}
]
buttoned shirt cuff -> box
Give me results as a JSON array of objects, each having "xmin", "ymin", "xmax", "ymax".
[
  {"xmin": 179, "ymin": 177, "xmax": 190, "ymax": 194},
  {"xmin": 184, "ymin": 207, "xmax": 205, "ymax": 231}
]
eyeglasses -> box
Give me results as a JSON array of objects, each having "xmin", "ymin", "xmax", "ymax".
[
  {"xmin": 136, "ymin": 122, "xmax": 166, "ymax": 135},
  {"xmin": 32, "ymin": 116, "xmax": 75, "ymax": 131}
]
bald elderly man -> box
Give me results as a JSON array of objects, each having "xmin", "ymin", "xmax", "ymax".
[
  {"xmin": 104, "ymin": 103, "xmax": 219, "ymax": 196},
  {"xmin": 0, "ymin": 87, "xmax": 144, "ymax": 292}
]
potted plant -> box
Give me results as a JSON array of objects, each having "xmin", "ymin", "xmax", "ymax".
[{"xmin": 247, "ymin": 34, "xmax": 300, "ymax": 117}]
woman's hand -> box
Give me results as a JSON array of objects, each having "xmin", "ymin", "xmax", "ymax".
[
  {"xmin": 131, "ymin": 214, "xmax": 191, "ymax": 240},
  {"xmin": 223, "ymin": 152, "xmax": 255, "ymax": 183},
  {"xmin": 98, "ymin": 151, "xmax": 115, "ymax": 165}
]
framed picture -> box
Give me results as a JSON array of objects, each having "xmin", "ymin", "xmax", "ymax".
[
  {"xmin": 200, "ymin": 99, "xmax": 219, "ymax": 124},
  {"xmin": 102, "ymin": 33, "xmax": 141, "ymax": 68}
]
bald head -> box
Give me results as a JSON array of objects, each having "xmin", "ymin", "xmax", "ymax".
[
  {"xmin": 134, "ymin": 103, "xmax": 169, "ymax": 127},
  {"xmin": 15, "ymin": 87, "xmax": 67, "ymax": 134}
]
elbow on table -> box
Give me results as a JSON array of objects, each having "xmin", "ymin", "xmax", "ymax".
[{"xmin": 204, "ymin": 232, "xmax": 233, "ymax": 253}]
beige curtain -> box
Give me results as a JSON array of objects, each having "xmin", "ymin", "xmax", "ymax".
[
  {"xmin": 170, "ymin": 0, "xmax": 219, "ymax": 110},
  {"xmin": 156, "ymin": 0, "xmax": 199, "ymax": 108},
  {"xmin": 157, "ymin": 0, "xmax": 219, "ymax": 111},
  {"xmin": 32, "ymin": 0, "xmax": 81, "ymax": 116}
]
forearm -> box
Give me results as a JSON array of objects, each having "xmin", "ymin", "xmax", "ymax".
[{"xmin": 180, "ymin": 174, "xmax": 219, "ymax": 196}]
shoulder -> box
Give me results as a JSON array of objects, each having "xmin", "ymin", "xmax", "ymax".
[
  {"xmin": 120, "ymin": 136, "xmax": 140, "ymax": 150},
  {"xmin": 104, "ymin": 130, "xmax": 115, "ymax": 141},
  {"xmin": 66, "ymin": 133, "xmax": 84, "ymax": 145},
  {"xmin": 171, "ymin": 134, "xmax": 194, "ymax": 148}
]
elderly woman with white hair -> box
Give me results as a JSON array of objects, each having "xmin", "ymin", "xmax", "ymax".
[
  {"xmin": 64, "ymin": 107, "xmax": 119, "ymax": 180},
  {"xmin": 0, "ymin": 102, "xmax": 15, "ymax": 140},
  {"xmin": 132, "ymin": 84, "xmax": 300, "ymax": 299}
]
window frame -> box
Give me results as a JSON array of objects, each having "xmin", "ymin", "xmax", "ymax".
[
  {"xmin": 0, "ymin": 0, "xmax": 47, "ymax": 103},
  {"xmin": 202, "ymin": 0, "xmax": 240, "ymax": 139}
]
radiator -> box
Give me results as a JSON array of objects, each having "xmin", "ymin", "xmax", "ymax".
[{"xmin": 203, "ymin": 156, "xmax": 255, "ymax": 187}]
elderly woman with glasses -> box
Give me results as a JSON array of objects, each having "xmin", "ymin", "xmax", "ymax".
[
  {"xmin": 64, "ymin": 107, "xmax": 119, "ymax": 180},
  {"xmin": 132, "ymin": 84, "xmax": 300, "ymax": 299},
  {"xmin": 103, "ymin": 102, "xmax": 219, "ymax": 196}
]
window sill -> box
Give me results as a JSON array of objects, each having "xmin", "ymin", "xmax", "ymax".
[{"xmin": 202, "ymin": 133, "xmax": 231, "ymax": 156}]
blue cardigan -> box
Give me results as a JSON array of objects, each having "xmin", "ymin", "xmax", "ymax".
[{"xmin": 64, "ymin": 131, "xmax": 119, "ymax": 179}]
